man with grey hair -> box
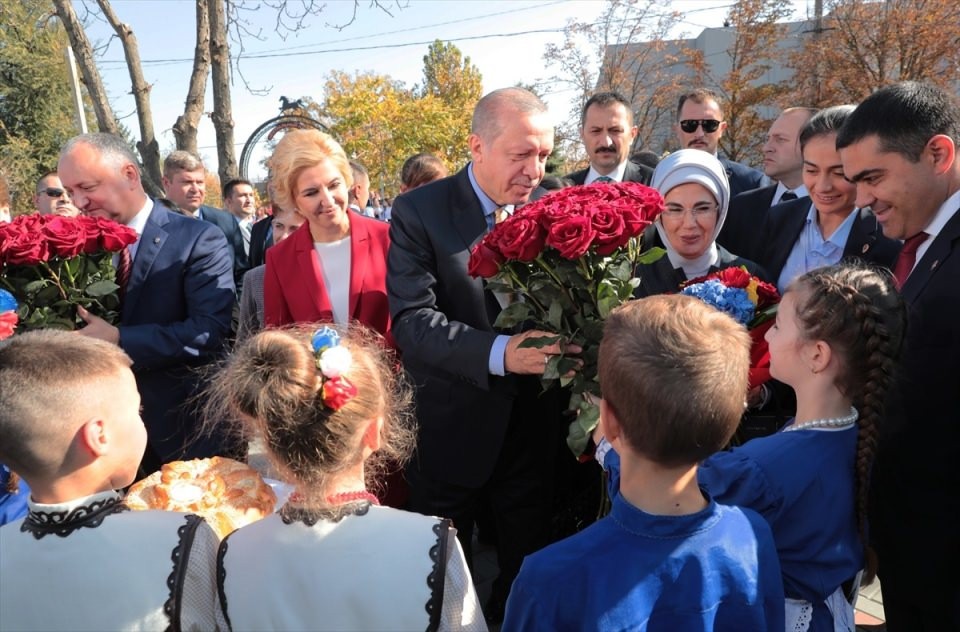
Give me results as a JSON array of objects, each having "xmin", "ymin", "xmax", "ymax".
[
  {"xmin": 58, "ymin": 133, "xmax": 237, "ymax": 474},
  {"xmin": 162, "ymin": 151, "xmax": 247, "ymax": 284},
  {"xmin": 388, "ymin": 87, "xmax": 569, "ymax": 623},
  {"xmin": 347, "ymin": 160, "xmax": 373, "ymax": 217}
]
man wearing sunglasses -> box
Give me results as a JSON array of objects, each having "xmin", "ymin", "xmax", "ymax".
[
  {"xmin": 33, "ymin": 173, "xmax": 80, "ymax": 217},
  {"xmin": 675, "ymin": 89, "xmax": 766, "ymax": 197}
]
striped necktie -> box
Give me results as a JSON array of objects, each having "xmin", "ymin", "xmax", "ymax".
[
  {"xmin": 594, "ymin": 176, "xmax": 614, "ymax": 183},
  {"xmin": 117, "ymin": 246, "xmax": 132, "ymax": 304}
]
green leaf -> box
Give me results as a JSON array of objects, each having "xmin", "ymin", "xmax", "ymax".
[
  {"xmin": 24, "ymin": 279, "xmax": 48, "ymax": 294},
  {"xmin": 517, "ymin": 334, "xmax": 561, "ymax": 350},
  {"xmin": 636, "ymin": 246, "xmax": 667, "ymax": 265},
  {"xmin": 85, "ymin": 280, "xmax": 120, "ymax": 298},
  {"xmin": 546, "ymin": 299, "xmax": 563, "ymax": 331},
  {"xmin": 493, "ymin": 301, "xmax": 532, "ymax": 329}
]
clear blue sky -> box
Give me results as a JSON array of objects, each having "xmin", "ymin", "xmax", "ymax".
[{"xmin": 84, "ymin": 0, "xmax": 809, "ymax": 175}]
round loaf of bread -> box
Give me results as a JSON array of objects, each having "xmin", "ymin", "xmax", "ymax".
[{"xmin": 126, "ymin": 457, "xmax": 277, "ymax": 539}]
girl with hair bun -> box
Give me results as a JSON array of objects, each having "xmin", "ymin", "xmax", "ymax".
[
  {"xmin": 209, "ymin": 325, "xmax": 485, "ymax": 631},
  {"xmin": 698, "ymin": 262, "xmax": 906, "ymax": 631}
]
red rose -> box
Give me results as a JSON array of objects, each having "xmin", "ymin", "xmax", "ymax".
[
  {"xmin": 322, "ymin": 376, "xmax": 358, "ymax": 411},
  {"xmin": 754, "ymin": 279, "xmax": 780, "ymax": 309},
  {"xmin": 43, "ymin": 216, "xmax": 88, "ymax": 259},
  {"xmin": 468, "ymin": 241, "xmax": 504, "ymax": 278},
  {"xmin": 76, "ymin": 217, "xmax": 105, "ymax": 254},
  {"xmin": 0, "ymin": 311, "xmax": 17, "ymax": 340},
  {"xmin": 95, "ymin": 218, "xmax": 138, "ymax": 252},
  {"xmin": 591, "ymin": 207, "xmax": 628, "ymax": 256},
  {"xmin": 513, "ymin": 198, "xmax": 546, "ymax": 226},
  {"xmin": 0, "ymin": 229, "xmax": 50, "ymax": 265},
  {"xmin": 546, "ymin": 213, "xmax": 596, "ymax": 259},
  {"xmin": 495, "ymin": 216, "xmax": 546, "ymax": 262}
]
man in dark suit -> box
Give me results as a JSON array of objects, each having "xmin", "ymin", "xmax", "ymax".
[
  {"xmin": 721, "ymin": 107, "xmax": 817, "ymax": 258},
  {"xmin": 388, "ymin": 87, "xmax": 567, "ymax": 623},
  {"xmin": 675, "ymin": 89, "xmax": 766, "ymax": 197},
  {"xmin": 838, "ymin": 82, "xmax": 960, "ymax": 631},
  {"xmin": 58, "ymin": 134, "xmax": 237, "ymax": 474},
  {"xmin": 567, "ymin": 91, "xmax": 653, "ymax": 186},
  {"xmin": 247, "ymin": 212, "xmax": 272, "ymax": 268},
  {"xmin": 162, "ymin": 151, "xmax": 248, "ymax": 285}
]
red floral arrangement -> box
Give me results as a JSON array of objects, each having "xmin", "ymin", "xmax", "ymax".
[
  {"xmin": 681, "ymin": 266, "xmax": 780, "ymax": 389},
  {"xmin": 0, "ymin": 214, "xmax": 138, "ymax": 331},
  {"xmin": 468, "ymin": 182, "xmax": 665, "ymax": 455}
]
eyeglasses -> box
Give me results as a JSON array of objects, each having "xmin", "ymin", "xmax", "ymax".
[
  {"xmin": 40, "ymin": 188, "xmax": 67, "ymax": 198},
  {"xmin": 661, "ymin": 203, "xmax": 719, "ymax": 219},
  {"xmin": 679, "ymin": 119, "xmax": 722, "ymax": 134}
]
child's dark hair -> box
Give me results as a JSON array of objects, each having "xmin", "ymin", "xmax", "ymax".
[
  {"xmin": 789, "ymin": 262, "xmax": 906, "ymax": 583},
  {"xmin": 205, "ymin": 325, "xmax": 414, "ymax": 506},
  {"xmin": 599, "ymin": 294, "xmax": 751, "ymax": 467}
]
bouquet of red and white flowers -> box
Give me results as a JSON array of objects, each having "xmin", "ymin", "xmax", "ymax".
[
  {"xmin": 468, "ymin": 182, "xmax": 665, "ymax": 455},
  {"xmin": 680, "ymin": 266, "xmax": 780, "ymax": 389},
  {"xmin": 0, "ymin": 214, "xmax": 138, "ymax": 332}
]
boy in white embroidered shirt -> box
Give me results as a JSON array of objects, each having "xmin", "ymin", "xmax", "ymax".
[{"xmin": 0, "ymin": 330, "xmax": 226, "ymax": 631}]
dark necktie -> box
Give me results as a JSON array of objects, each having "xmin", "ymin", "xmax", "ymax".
[
  {"xmin": 594, "ymin": 176, "xmax": 614, "ymax": 183},
  {"xmin": 117, "ymin": 246, "xmax": 133, "ymax": 302},
  {"xmin": 892, "ymin": 232, "xmax": 928, "ymax": 289},
  {"xmin": 779, "ymin": 191, "xmax": 798, "ymax": 203}
]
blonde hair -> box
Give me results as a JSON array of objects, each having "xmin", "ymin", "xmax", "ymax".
[
  {"xmin": 599, "ymin": 294, "xmax": 750, "ymax": 466},
  {"xmin": 205, "ymin": 325, "xmax": 414, "ymax": 506},
  {"xmin": 267, "ymin": 130, "xmax": 353, "ymax": 213},
  {"xmin": 0, "ymin": 330, "xmax": 133, "ymax": 479}
]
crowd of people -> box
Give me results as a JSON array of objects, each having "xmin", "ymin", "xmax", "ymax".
[{"xmin": 1, "ymin": 79, "xmax": 959, "ymax": 632}]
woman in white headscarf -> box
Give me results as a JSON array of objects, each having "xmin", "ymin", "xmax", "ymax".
[{"xmin": 634, "ymin": 149, "xmax": 769, "ymax": 297}]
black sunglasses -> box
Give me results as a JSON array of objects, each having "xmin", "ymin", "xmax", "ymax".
[
  {"xmin": 679, "ymin": 119, "xmax": 721, "ymax": 133},
  {"xmin": 40, "ymin": 188, "xmax": 67, "ymax": 198}
]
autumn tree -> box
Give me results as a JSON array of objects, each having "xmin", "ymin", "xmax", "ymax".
[
  {"xmin": 0, "ymin": 1, "xmax": 86, "ymax": 213},
  {"xmin": 786, "ymin": 0, "xmax": 960, "ymax": 107},
  {"xmin": 692, "ymin": 0, "xmax": 796, "ymax": 164},
  {"xmin": 543, "ymin": 0, "xmax": 694, "ymax": 170},
  {"xmin": 419, "ymin": 40, "xmax": 483, "ymax": 165}
]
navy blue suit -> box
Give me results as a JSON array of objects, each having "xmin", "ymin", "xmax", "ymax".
[
  {"xmin": 719, "ymin": 157, "xmax": 767, "ymax": 198},
  {"xmin": 199, "ymin": 204, "xmax": 249, "ymax": 285},
  {"xmin": 121, "ymin": 201, "xmax": 236, "ymax": 466}
]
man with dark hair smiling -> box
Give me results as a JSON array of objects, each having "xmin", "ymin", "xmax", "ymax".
[{"xmin": 837, "ymin": 81, "xmax": 960, "ymax": 631}]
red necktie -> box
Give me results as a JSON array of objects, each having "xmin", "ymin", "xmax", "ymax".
[
  {"xmin": 117, "ymin": 246, "xmax": 132, "ymax": 301},
  {"xmin": 892, "ymin": 232, "xmax": 928, "ymax": 289}
]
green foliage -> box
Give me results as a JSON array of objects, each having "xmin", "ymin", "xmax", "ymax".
[
  {"xmin": 0, "ymin": 1, "xmax": 87, "ymax": 214},
  {"xmin": 321, "ymin": 41, "xmax": 482, "ymax": 195}
]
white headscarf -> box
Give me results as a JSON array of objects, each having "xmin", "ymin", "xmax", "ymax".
[{"xmin": 652, "ymin": 149, "xmax": 731, "ymax": 279}]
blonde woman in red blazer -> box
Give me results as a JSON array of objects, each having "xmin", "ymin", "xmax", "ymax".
[{"xmin": 263, "ymin": 129, "xmax": 391, "ymax": 343}]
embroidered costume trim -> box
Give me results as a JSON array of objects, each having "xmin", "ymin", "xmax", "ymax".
[
  {"xmin": 20, "ymin": 495, "xmax": 127, "ymax": 540},
  {"xmin": 162, "ymin": 514, "xmax": 204, "ymax": 632},
  {"xmin": 424, "ymin": 518, "xmax": 451, "ymax": 632},
  {"xmin": 278, "ymin": 500, "xmax": 372, "ymax": 526},
  {"xmin": 216, "ymin": 533, "xmax": 233, "ymax": 632}
]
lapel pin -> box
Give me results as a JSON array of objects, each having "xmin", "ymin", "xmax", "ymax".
[
  {"xmin": 861, "ymin": 244, "xmax": 870, "ymax": 254},
  {"xmin": 153, "ymin": 237, "xmax": 161, "ymax": 244},
  {"xmin": 931, "ymin": 260, "xmax": 939, "ymax": 271}
]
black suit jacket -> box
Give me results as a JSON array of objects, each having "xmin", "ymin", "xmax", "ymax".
[
  {"xmin": 757, "ymin": 200, "xmax": 901, "ymax": 284},
  {"xmin": 719, "ymin": 157, "xmax": 767, "ymax": 198},
  {"xmin": 248, "ymin": 215, "xmax": 272, "ymax": 269},
  {"xmin": 718, "ymin": 185, "xmax": 781, "ymax": 261},
  {"xmin": 388, "ymin": 168, "xmax": 539, "ymax": 487},
  {"xmin": 871, "ymin": 204, "xmax": 960, "ymax": 598},
  {"xmin": 200, "ymin": 204, "xmax": 249, "ymax": 285},
  {"xmin": 566, "ymin": 161, "xmax": 654, "ymax": 186}
]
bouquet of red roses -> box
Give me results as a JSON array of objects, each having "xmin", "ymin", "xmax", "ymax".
[
  {"xmin": 468, "ymin": 182, "xmax": 665, "ymax": 456},
  {"xmin": 0, "ymin": 214, "xmax": 138, "ymax": 332},
  {"xmin": 680, "ymin": 266, "xmax": 780, "ymax": 389}
]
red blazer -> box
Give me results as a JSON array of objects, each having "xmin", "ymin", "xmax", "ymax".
[{"xmin": 263, "ymin": 212, "xmax": 391, "ymax": 341}]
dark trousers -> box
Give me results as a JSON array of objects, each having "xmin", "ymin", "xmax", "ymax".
[
  {"xmin": 879, "ymin": 565, "xmax": 960, "ymax": 631},
  {"xmin": 406, "ymin": 381, "xmax": 561, "ymax": 607}
]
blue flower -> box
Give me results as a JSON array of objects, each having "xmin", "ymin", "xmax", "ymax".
[
  {"xmin": 682, "ymin": 280, "xmax": 755, "ymax": 325},
  {"xmin": 0, "ymin": 289, "xmax": 17, "ymax": 313},
  {"xmin": 311, "ymin": 326, "xmax": 341, "ymax": 355}
]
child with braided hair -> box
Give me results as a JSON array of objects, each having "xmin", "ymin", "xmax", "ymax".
[
  {"xmin": 696, "ymin": 261, "xmax": 906, "ymax": 631},
  {"xmin": 207, "ymin": 325, "xmax": 486, "ymax": 631}
]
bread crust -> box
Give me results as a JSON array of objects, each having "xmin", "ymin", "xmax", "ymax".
[{"xmin": 126, "ymin": 457, "xmax": 277, "ymax": 539}]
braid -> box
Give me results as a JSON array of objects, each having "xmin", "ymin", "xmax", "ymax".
[{"xmin": 791, "ymin": 262, "xmax": 906, "ymax": 586}]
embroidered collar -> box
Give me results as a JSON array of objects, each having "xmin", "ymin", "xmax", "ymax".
[
  {"xmin": 278, "ymin": 500, "xmax": 372, "ymax": 526},
  {"xmin": 21, "ymin": 490, "xmax": 128, "ymax": 539}
]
